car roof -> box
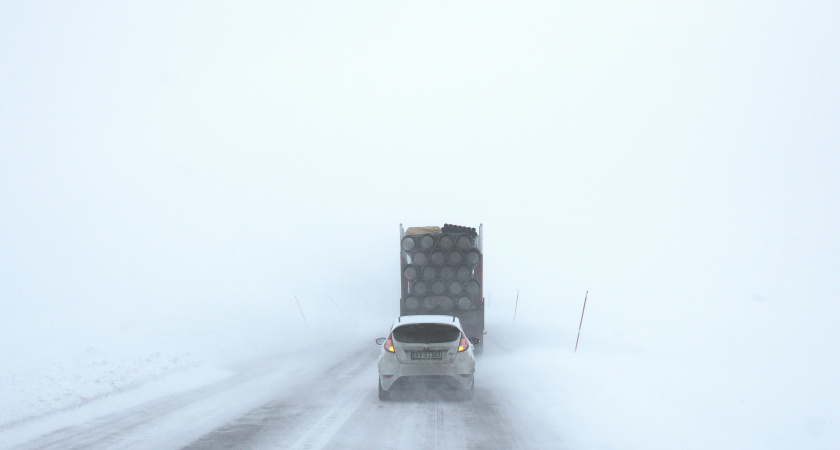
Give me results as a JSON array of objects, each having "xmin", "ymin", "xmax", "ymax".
[{"xmin": 392, "ymin": 315, "xmax": 462, "ymax": 327}]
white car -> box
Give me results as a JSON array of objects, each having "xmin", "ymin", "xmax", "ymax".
[{"xmin": 375, "ymin": 315, "xmax": 479, "ymax": 401}]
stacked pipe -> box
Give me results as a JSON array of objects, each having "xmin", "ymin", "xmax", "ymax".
[
  {"xmin": 442, "ymin": 223, "xmax": 478, "ymax": 236},
  {"xmin": 401, "ymin": 224, "xmax": 481, "ymax": 314}
]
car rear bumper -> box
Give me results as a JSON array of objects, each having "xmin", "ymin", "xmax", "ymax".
[{"xmin": 379, "ymin": 355, "xmax": 474, "ymax": 390}]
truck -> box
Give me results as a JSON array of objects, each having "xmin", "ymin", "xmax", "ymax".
[{"xmin": 399, "ymin": 223, "xmax": 485, "ymax": 354}]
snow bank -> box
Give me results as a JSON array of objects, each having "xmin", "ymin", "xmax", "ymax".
[
  {"xmin": 480, "ymin": 316, "xmax": 840, "ymax": 449},
  {"xmin": 0, "ymin": 350, "xmax": 209, "ymax": 428}
]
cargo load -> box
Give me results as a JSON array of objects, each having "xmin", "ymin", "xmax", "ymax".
[{"xmin": 399, "ymin": 223, "xmax": 485, "ymax": 354}]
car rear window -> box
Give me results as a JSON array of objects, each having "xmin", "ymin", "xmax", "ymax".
[{"xmin": 392, "ymin": 324, "xmax": 460, "ymax": 344}]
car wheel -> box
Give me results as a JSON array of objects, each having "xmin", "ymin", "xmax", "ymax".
[{"xmin": 378, "ymin": 379, "xmax": 390, "ymax": 401}]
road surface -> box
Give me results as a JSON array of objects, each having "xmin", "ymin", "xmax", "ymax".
[{"xmin": 13, "ymin": 344, "xmax": 562, "ymax": 449}]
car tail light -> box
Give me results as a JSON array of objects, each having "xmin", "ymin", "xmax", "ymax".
[
  {"xmin": 458, "ymin": 332, "xmax": 469, "ymax": 352},
  {"xmin": 384, "ymin": 333, "xmax": 395, "ymax": 353}
]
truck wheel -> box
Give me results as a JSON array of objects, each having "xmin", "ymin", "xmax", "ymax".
[
  {"xmin": 378, "ymin": 379, "xmax": 390, "ymax": 401},
  {"xmin": 474, "ymin": 342, "xmax": 484, "ymax": 356}
]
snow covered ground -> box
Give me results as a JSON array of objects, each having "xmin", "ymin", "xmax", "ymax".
[
  {"xmin": 479, "ymin": 289, "xmax": 840, "ymax": 449},
  {"xmin": 0, "ymin": 300, "xmax": 380, "ymax": 448},
  {"xmin": 0, "ymin": 349, "xmax": 210, "ymax": 428},
  {"xmin": 483, "ymin": 328, "xmax": 839, "ymax": 449},
  {"xmin": 2, "ymin": 295, "xmax": 837, "ymax": 449},
  {"xmin": 0, "ymin": 318, "xmax": 369, "ymax": 449},
  {"xmin": 0, "ymin": 353, "xmax": 231, "ymax": 448}
]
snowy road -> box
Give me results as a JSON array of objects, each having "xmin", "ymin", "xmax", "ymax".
[{"xmin": 11, "ymin": 344, "xmax": 562, "ymax": 450}]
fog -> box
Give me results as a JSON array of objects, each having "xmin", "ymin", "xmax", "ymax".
[{"xmin": 2, "ymin": 1, "xmax": 839, "ymax": 447}]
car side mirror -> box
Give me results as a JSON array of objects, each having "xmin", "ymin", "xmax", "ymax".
[
  {"xmin": 468, "ymin": 337, "xmax": 480, "ymax": 345},
  {"xmin": 375, "ymin": 337, "xmax": 386, "ymax": 345}
]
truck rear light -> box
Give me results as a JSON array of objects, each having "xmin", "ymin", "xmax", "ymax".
[
  {"xmin": 458, "ymin": 332, "xmax": 469, "ymax": 352},
  {"xmin": 384, "ymin": 333, "xmax": 395, "ymax": 353}
]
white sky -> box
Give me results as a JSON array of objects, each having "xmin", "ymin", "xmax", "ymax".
[{"xmin": 2, "ymin": 2, "xmax": 839, "ymax": 361}]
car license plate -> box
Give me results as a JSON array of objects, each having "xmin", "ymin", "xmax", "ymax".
[{"xmin": 411, "ymin": 351, "xmax": 443, "ymax": 360}]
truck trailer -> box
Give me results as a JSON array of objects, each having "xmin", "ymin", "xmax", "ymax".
[{"xmin": 399, "ymin": 223, "xmax": 485, "ymax": 354}]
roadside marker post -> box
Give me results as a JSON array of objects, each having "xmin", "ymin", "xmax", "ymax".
[
  {"xmin": 575, "ymin": 291, "xmax": 588, "ymax": 352},
  {"xmin": 513, "ymin": 289, "xmax": 520, "ymax": 325},
  {"xmin": 295, "ymin": 296, "xmax": 309, "ymax": 329}
]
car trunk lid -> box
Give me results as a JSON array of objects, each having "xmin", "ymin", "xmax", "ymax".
[{"xmin": 391, "ymin": 323, "xmax": 461, "ymax": 364}]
